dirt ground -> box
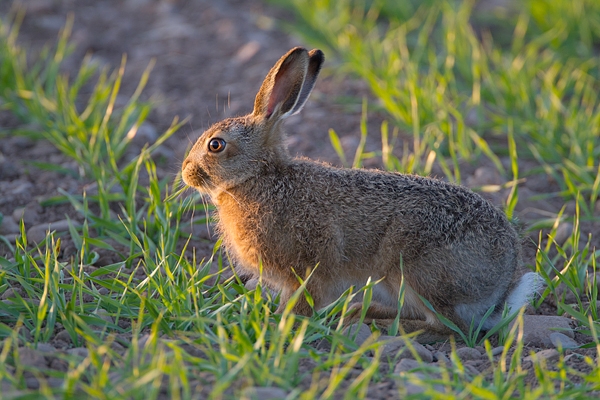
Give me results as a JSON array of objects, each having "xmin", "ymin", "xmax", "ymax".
[{"xmin": 0, "ymin": 0, "xmax": 598, "ymax": 396}]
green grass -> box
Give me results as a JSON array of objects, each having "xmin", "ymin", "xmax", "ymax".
[{"xmin": 1, "ymin": 0, "xmax": 600, "ymax": 398}]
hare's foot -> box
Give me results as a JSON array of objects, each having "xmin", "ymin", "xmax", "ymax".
[
  {"xmin": 393, "ymin": 319, "xmax": 455, "ymax": 343},
  {"xmin": 367, "ymin": 317, "xmax": 455, "ymax": 343},
  {"xmin": 345, "ymin": 301, "xmax": 456, "ymax": 343},
  {"xmin": 346, "ymin": 301, "xmax": 398, "ymax": 322},
  {"xmin": 274, "ymin": 287, "xmax": 314, "ymax": 317}
]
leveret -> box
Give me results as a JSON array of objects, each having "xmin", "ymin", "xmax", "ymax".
[{"xmin": 182, "ymin": 47, "xmax": 539, "ymax": 342}]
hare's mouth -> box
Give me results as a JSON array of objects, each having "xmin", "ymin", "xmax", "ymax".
[{"xmin": 182, "ymin": 163, "xmax": 210, "ymax": 190}]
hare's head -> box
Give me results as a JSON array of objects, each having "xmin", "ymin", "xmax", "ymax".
[{"xmin": 182, "ymin": 47, "xmax": 324, "ymax": 195}]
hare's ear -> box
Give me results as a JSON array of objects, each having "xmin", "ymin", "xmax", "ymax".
[
  {"xmin": 252, "ymin": 47, "xmax": 323, "ymax": 121},
  {"xmin": 289, "ymin": 49, "xmax": 324, "ymax": 116}
]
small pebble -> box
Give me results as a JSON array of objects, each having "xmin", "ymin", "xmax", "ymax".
[
  {"xmin": 1, "ymin": 288, "xmax": 17, "ymax": 300},
  {"xmin": 397, "ymin": 371, "xmax": 445, "ymax": 395},
  {"xmin": 376, "ymin": 336, "xmax": 433, "ymax": 363},
  {"xmin": 93, "ymin": 309, "xmax": 114, "ymax": 325},
  {"xmin": 110, "ymin": 341, "xmax": 126, "ymax": 353},
  {"xmin": 138, "ymin": 334, "xmax": 151, "ymax": 349},
  {"xmin": 241, "ymin": 386, "xmax": 289, "ymax": 400},
  {"xmin": 1, "ymin": 233, "xmax": 18, "ymax": 243},
  {"xmin": 394, "ymin": 358, "xmax": 421, "ymax": 373},
  {"xmin": 456, "ymin": 347, "xmax": 482, "ymax": 362},
  {"xmin": 25, "ymin": 377, "xmax": 40, "ymax": 390},
  {"xmin": 343, "ymin": 323, "xmax": 372, "ymax": 347},
  {"xmin": 9, "ymin": 180, "xmax": 33, "ymax": 196},
  {"xmin": 433, "ymin": 351, "xmax": 450, "ymax": 365},
  {"xmin": 12, "ymin": 202, "xmax": 42, "ymax": 226},
  {"xmin": 464, "ymin": 363, "xmax": 480, "ymax": 376},
  {"xmin": 524, "ymin": 349, "xmax": 560, "ymax": 364},
  {"xmin": 27, "ymin": 219, "xmax": 79, "ymax": 243},
  {"xmin": 549, "ymin": 332, "xmax": 579, "ymax": 349},
  {"xmin": 315, "ymin": 338, "xmax": 331, "ymax": 352},
  {"xmin": 0, "ymin": 217, "xmax": 20, "ymax": 235},
  {"xmin": 17, "ymin": 347, "xmax": 47, "ymax": 368},
  {"xmin": 36, "ymin": 343, "xmax": 57, "ymax": 353},
  {"xmin": 520, "ymin": 315, "xmax": 574, "ymax": 348},
  {"xmin": 54, "ymin": 330, "xmax": 73, "ymax": 345},
  {"xmin": 399, "ymin": 340, "xmax": 433, "ymax": 363},
  {"xmin": 491, "ymin": 346, "xmax": 504, "ymax": 356},
  {"xmin": 50, "ymin": 358, "xmax": 68, "ymax": 372},
  {"xmin": 66, "ymin": 347, "xmax": 89, "ymax": 358},
  {"xmin": 554, "ymin": 222, "xmax": 573, "ymax": 245}
]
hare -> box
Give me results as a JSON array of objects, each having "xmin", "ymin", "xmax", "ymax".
[{"xmin": 182, "ymin": 47, "xmax": 539, "ymax": 342}]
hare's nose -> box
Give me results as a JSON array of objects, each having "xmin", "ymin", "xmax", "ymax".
[{"xmin": 182, "ymin": 158, "xmax": 191, "ymax": 171}]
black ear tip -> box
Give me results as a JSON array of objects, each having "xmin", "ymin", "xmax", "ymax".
[{"xmin": 309, "ymin": 49, "xmax": 325, "ymax": 63}]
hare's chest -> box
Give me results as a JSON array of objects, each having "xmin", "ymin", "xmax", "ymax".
[
  {"xmin": 215, "ymin": 201, "xmax": 270, "ymax": 268},
  {"xmin": 218, "ymin": 217, "xmax": 261, "ymax": 267}
]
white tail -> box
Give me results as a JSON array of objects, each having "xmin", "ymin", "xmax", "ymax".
[{"xmin": 506, "ymin": 272, "xmax": 542, "ymax": 312}]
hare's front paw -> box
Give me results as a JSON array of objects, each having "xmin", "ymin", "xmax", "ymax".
[{"xmin": 275, "ymin": 289, "xmax": 314, "ymax": 317}]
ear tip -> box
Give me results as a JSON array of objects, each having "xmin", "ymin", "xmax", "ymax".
[
  {"xmin": 288, "ymin": 46, "xmax": 308, "ymax": 56},
  {"xmin": 308, "ymin": 49, "xmax": 325, "ymax": 65},
  {"xmin": 308, "ymin": 49, "xmax": 324, "ymax": 57},
  {"xmin": 288, "ymin": 47, "xmax": 324, "ymax": 63}
]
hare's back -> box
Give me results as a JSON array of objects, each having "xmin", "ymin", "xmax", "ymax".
[{"xmin": 301, "ymin": 163, "xmax": 511, "ymax": 237}]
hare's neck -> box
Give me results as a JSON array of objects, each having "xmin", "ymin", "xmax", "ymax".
[{"xmin": 213, "ymin": 188, "xmax": 264, "ymax": 270}]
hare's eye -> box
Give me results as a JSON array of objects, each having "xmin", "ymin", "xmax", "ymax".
[{"xmin": 208, "ymin": 138, "xmax": 226, "ymax": 153}]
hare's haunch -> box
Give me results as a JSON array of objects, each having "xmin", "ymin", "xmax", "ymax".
[{"xmin": 182, "ymin": 47, "xmax": 539, "ymax": 342}]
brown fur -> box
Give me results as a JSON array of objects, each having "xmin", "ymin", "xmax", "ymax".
[{"xmin": 182, "ymin": 47, "xmax": 534, "ymax": 342}]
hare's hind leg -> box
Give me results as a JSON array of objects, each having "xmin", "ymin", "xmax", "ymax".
[
  {"xmin": 345, "ymin": 301, "xmax": 453, "ymax": 343},
  {"xmin": 346, "ymin": 301, "xmax": 456, "ymax": 343},
  {"xmin": 394, "ymin": 319, "xmax": 455, "ymax": 343},
  {"xmin": 346, "ymin": 301, "xmax": 398, "ymax": 322}
]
